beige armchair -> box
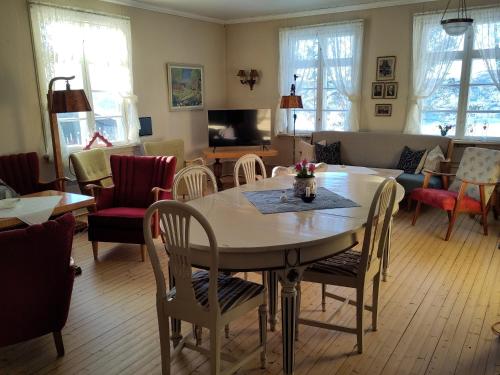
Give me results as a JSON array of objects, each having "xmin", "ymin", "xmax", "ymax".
[
  {"xmin": 143, "ymin": 139, "xmax": 204, "ymax": 172},
  {"xmin": 69, "ymin": 149, "xmax": 113, "ymax": 194}
]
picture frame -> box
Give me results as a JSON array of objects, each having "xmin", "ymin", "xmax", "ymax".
[
  {"xmin": 371, "ymin": 82, "xmax": 385, "ymax": 99},
  {"xmin": 384, "ymin": 82, "xmax": 398, "ymax": 99},
  {"xmin": 375, "ymin": 104, "xmax": 392, "ymax": 116},
  {"xmin": 376, "ymin": 56, "xmax": 396, "ymax": 81},
  {"xmin": 167, "ymin": 63, "xmax": 204, "ymax": 111}
]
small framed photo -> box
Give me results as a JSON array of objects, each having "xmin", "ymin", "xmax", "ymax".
[
  {"xmin": 376, "ymin": 56, "xmax": 396, "ymax": 81},
  {"xmin": 375, "ymin": 104, "xmax": 392, "ymax": 116},
  {"xmin": 384, "ymin": 82, "xmax": 398, "ymax": 99},
  {"xmin": 167, "ymin": 63, "xmax": 204, "ymax": 111},
  {"xmin": 372, "ymin": 82, "xmax": 385, "ymax": 99}
]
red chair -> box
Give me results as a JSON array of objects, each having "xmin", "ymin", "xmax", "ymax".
[
  {"xmin": 87, "ymin": 155, "xmax": 176, "ymax": 261},
  {"xmin": 0, "ymin": 213, "xmax": 76, "ymax": 356},
  {"xmin": 0, "ymin": 152, "xmax": 69, "ymax": 194}
]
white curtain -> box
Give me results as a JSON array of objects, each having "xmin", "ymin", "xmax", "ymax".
[
  {"xmin": 473, "ymin": 7, "xmax": 500, "ymax": 90},
  {"xmin": 404, "ymin": 13, "xmax": 463, "ymax": 134},
  {"xmin": 30, "ymin": 2, "xmax": 140, "ymax": 162}
]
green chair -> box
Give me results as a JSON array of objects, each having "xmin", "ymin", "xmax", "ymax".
[{"xmin": 69, "ymin": 149, "xmax": 113, "ymax": 194}]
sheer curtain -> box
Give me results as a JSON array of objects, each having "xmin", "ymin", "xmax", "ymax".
[
  {"xmin": 30, "ymin": 2, "xmax": 140, "ymax": 162},
  {"xmin": 474, "ymin": 7, "xmax": 500, "ymax": 90},
  {"xmin": 404, "ymin": 13, "xmax": 463, "ymax": 134}
]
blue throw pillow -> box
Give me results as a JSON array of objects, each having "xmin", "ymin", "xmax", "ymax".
[
  {"xmin": 315, "ymin": 141, "xmax": 341, "ymax": 165},
  {"xmin": 396, "ymin": 146, "xmax": 426, "ymax": 174}
]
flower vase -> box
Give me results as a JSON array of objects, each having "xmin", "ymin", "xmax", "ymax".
[{"xmin": 293, "ymin": 176, "xmax": 316, "ymax": 197}]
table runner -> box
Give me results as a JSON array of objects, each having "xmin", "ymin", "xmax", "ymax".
[{"xmin": 243, "ymin": 187, "xmax": 359, "ymax": 214}]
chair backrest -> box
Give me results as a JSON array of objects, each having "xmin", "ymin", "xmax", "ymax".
[
  {"xmin": 69, "ymin": 149, "xmax": 112, "ymax": 193},
  {"xmin": 0, "ymin": 213, "xmax": 75, "ymax": 347},
  {"xmin": 143, "ymin": 139, "xmax": 185, "ymax": 173},
  {"xmin": 110, "ymin": 155, "xmax": 176, "ymax": 208},
  {"xmin": 0, "ymin": 152, "xmax": 40, "ymax": 195},
  {"xmin": 448, "ymin": 147, "xmax": 500, "ymax": 202},
  {"xmin": 144, "ymin": 200, "xmax": 220, "ymax": 316},
  {"xmin": 360, "ymin": 178, "xmax": 397, "ymax": 278},
  {"xmin": 234, "ymin": 154, "xmax": 267, "ymax": 187},
  {"xmin": 172, "ymin": 165, "xmax": 218, "ymax": 201}
]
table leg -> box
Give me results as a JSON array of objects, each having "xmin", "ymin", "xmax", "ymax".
[
  {"xmin": 382, "ymin": 217, "xmax": 393, "ymax": 282},
  {"xmin": 267, "ymin": 271, "xmax": 278, "ymax": 331},
  {"xmin": 212, "ymin": 158, "xmax": 223, "ymax": 191}
]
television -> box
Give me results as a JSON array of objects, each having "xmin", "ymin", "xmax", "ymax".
[{"xmin": 208, "ymin": 109, "xmax": 271, "ymax": 148}]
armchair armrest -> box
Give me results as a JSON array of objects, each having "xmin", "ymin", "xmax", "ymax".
[
  {"xmin": 82, "ymin": 174, "xmax": 113, "ymax": 184},
  {"xmin": 38, "ymin": 176, "xmax": 72, "ymax": 191},
  {"xmin": 456, "ymin": 178, "xmax": 498, "ymax": 187},
  {"xmin": 151, "ymin": 186, "xmax": 172, "ymax": 201},
  {"xmin": 422, "ymin": 169, "xmax": 456, "ymax": 177},
  {"xmin": 185, "ymin": 157, "xmax": 205, "ymax": 167},
  {"xmin": 422, "ymin": 169, "xmax": 456, "ymax": 189}
]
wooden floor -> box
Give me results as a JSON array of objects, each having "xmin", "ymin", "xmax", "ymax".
[{"xmin": 1, "ymin": 207, "xmax": 499, "ymax": 375}]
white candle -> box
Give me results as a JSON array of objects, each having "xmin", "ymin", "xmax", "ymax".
[{"xmin": 305, "ymin": 187, "xmax": 311, "ymax": 197}]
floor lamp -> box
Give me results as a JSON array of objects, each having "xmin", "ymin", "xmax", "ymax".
[
  {"xmin": 47, "ymin": 76, "xmax": 92, "ymax": 191},
  {"xmin": 280, "ymin": 74, "xmax": 303, "ymax": 164}
]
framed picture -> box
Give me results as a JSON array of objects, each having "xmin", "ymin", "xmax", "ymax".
[
  {"xmin": 167, "ymin": 63, "xmax": 204, "ymax": 110},
  {"xmin": 372, "ymin": 82, "xmax": 385, "ymax": 99},
  {"xmin": 376, "ymin": 56, "xmax": 396, "ymax": 81},
  {"xmin": 384, "ymin": 82, "xmax": 398, "ymax": 99},
  {"xmin": 375, "ymin": 104, "xmax": 392, "ymax": 116}
]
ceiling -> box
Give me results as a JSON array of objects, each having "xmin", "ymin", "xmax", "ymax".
[{"xmin": 102, "ymin": 0, "xmax": 435, "ymax": 23}]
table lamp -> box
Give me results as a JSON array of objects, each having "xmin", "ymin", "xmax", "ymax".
[
  {"xmin": 47, "ymin": 76, "xmax": 92, "ymax": 191},
  {"xmin": 280, "ymin": 74, "xmax": 303, "ymax": 164}
]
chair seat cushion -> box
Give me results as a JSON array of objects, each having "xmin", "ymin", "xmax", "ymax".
[
  {"xmin": 169, "ymin": 270, "xmax": 264, "ymax": 313},
  {"xmin": 88, "ymin": 207, "xmax": 146, "ymax": 229},
  {"xmin": 410, "ymin": 188, "xmax": 481, "ymax": 211},
  {"xmin": 396, "ymin": 173, "xmax": 443, "ymax": 194},
  {"xmin": 307, "ymin": 249, "xmax": 361, "ymax": 277}
]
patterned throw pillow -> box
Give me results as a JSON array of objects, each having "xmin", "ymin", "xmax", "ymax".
[
  {"xmin": 423, "ymin": 145, "xmax": 445, "ymax": 173},
  {"xmin": 396, "ymin": 146, "xmax": 426, "ymax": 174},
  {"xmin": 315, "ymin": 141, "xmax": 341, "ymax": 165}
]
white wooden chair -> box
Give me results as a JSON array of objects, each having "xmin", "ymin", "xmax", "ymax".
[
  {"xmin": 297, "ymin": 178, "xmax": 397, "ymax": 354},
  {"xmin": 143, "ymin": 200, "xmax": 267, "ymax": 374},
  {"xmin": 172, "ymin": 165, "xmax": 218, "ymax": 201},
  {"xmin": 233, "ymin": 154, "xmax": 267, "ymax": 187}
]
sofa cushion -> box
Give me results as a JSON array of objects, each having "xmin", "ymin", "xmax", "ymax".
[
  {"xmin": 410, "ymin": 188, "xmax": 481, "ymax": 211},
  {"xmin": 423, "ymin": 145, "xmax": 445, "ymax": 172},
  {"xmin": 396, "ymin": 173, "xmax": 443, "ymax": 194},
  {"xmin": 396, "ymin": 146, "xmax": 426, "ymax": 173},
  {"xmin": 315, "ymin": 141, "xmax": 341, "ymax": 164}
]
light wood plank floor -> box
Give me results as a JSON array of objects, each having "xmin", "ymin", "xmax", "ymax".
[{"xmin": 1, "ymin": 207, "xmax": 499, "ymax": 375}]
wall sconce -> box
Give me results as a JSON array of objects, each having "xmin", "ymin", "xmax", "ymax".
[{"xmin": 237, "ymin": 69, "xmax": 259, "ymax": 90}]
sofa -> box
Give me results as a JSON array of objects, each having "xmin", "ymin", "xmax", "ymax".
[{"xmin": 310, "ymin": 131, "xmax": 452, "ymax": 194}]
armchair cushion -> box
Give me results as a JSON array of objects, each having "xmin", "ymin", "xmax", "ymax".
[
  {"xmin": 410, "ymin": 188, "xmax": 481, "ymax": 212},
  {"xmin": 396, "ymin": 173, "xmax": 443, "ymax": 193},
  {"xmin": 89, "ymin": 207, "xmax": 146, "ymax": 229}
]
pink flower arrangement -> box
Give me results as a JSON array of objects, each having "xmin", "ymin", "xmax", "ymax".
[{"xmin": 295, "ymin": 159, "xmax": 316, "ymax": 178}]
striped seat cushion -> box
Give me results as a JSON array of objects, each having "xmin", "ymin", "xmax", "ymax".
[
  {"xmin": 169, "ymin": 270, "xmax": 264, "ymax": 313},
  {"xmin": 307, "ymin": 249, "xmax": 361, "ymax": 277}
]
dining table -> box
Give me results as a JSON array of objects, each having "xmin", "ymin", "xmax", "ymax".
[{"xmin": 185, "ymin": 171, "xmax": 404, "ymax": 374}]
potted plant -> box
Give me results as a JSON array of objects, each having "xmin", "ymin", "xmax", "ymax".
[{"xmin": 293, "ymin": 159, "xmax": 317, "ymax": 197}]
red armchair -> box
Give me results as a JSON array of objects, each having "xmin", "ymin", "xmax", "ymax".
[
  {"xmin": 0, "ymin": 152, "xmax": 69, "ymax": 194},
  {"xmin": 87, "ymin": 155, "xmax": 176, "ymax": 261},
  {"xmin": 0, "ymin": 213, "xmax": 76, "ymax": 356}
]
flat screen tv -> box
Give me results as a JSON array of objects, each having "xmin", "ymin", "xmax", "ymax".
[{"xmin": 208, "ymin": 109, "xmax": 271, "ymax": 148}]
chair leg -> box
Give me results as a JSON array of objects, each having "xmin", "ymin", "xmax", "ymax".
[
  {"xmin": 53, "ymin": 331, "xmax": 64, "ymax": 357},
  {"xmin": 210, "ymin": 328, "xmax": 221, "ymax": 375},
  {"xmin": 372, "ymin": 274, "xmax": 381, "ymax": 331},
  {"xmin": 259, "ymin": 303, "xmax": 267, "ymax": 369},
  {"xmin": 295, "ymin": 282, "xmax": 301, "ymax": 341},
  {"xmin": 140, "ymin": 244, "xmax": 146, "ymax": 262},
  {"xmin": 412, "ymin": 202, "xmax": 422, "ymax": 225},
  {"xmin": 482, "ymin": 209, "xmax": 489, "ymax": 236},
  {"xmin": 445, "ymin": 210, "xmax": 459, "ymax": 241},
  {"xmin": 356, "ymin": 286, "xmax": 365, "ymax": 354},
  {"xmin": 194, "ymin": 324, "xmax": 202, "ymax": 345},
  {"xmin": 407, "ymin": 196, "xmax": 412, "ymax": 211},
  {"xmin": 158, "ymin": 312, "xmax": 171, "ymax": 375},
  {"xmin": 321, "ymin": 284, "xmax": 326, "ymax": 312},
  {"xmin": 91, "ymin": 241, "xmax": 98, "ymax": 261},
  {"xmin": 224, "ymin": 324, "xmax": 230, "ymax": 339}
]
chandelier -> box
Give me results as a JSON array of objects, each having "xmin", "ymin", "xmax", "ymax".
[{"xmin": 440, "ymin": 0, "xmax": 473, "ymax": 36}]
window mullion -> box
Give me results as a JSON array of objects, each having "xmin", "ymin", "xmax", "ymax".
[
  {"xmin": 81, "ymin": 48, "xmax": 96, "ymax": 141},
  {"xmin": 456, "ymin": 29, "xmax": 474, "ymax": 138},
  {"xmin": 316, "ymin": 44, "xmax": 324, "ymax": 132}
]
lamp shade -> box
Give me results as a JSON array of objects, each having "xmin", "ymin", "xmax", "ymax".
[
  {"xmin": 50, "ymin": 89, "xmax": 92, "ymax": 113},
  {"xmin": 280, "ymin": 95, "xmax": 303, "ymax": 109},
  {"xmin": 441, "ymin": 18, "xmax": 473, "ymax": 36}
]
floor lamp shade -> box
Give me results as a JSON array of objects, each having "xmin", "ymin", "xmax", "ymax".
[
  {"xmin": 50, "ymin": 89, "xmax": 91, "ymax": 113},
  {"xmin": 280, "ymin": 95, "xmax": 303, "ymax": 109}
]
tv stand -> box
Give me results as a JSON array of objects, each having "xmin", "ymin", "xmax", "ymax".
[{"xmin": 203, "ymin": 147, "xmax": 278, "ymax": 190}]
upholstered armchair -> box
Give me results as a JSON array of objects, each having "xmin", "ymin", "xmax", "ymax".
[
  {"xmin": 0, "ymin": 152, "xmax": 69, "ymax": 194},
  {"xmin": 87, "ymin": 155, "xmax": 176, "ymax": 261},
  {"xmin": 69, "ymin": 148, "xmax": 113, "ymax": 194},
  {"xmin": 0, "ymin": 213, "xmax": 76, "ymax": 356},
  {"xmin": 410, "ymin": 147, "xmax": 500, "ymax": 240}
]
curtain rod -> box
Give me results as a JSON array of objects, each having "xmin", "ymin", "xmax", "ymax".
[
  {"xmin": 279, "ymin": 19, "xmax": 364, "ymax": 32},
  {"xmin": 414, "ymin": 4, "xmax": 498, "ymax": 16},
  {"xmin": 28, "ymin": 1, "xmax": 130, "ymax": 20}
]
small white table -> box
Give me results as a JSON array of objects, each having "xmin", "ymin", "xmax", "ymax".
[{"xmin": 186, "ymin": 172, "xmax": 404, "ymax": 374}]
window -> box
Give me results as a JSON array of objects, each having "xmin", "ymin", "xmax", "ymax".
[
  {"xmin": 29, "ymin": 3, "xmax": 140, "ymax": 153},
  {"xmin": 412, "ymin": 8, "xmax": 500, "ymax": 138},
  {"xmin": 277, "ymin": 21, "xmax": 363, "ymax": 134}
]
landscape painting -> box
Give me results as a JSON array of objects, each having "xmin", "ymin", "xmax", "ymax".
[{"xmin": 167, "ymin": 64, "xmax": 204, "ymax": 110}]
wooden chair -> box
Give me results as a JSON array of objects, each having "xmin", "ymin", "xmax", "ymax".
[
  {"xmin": 143, "ymin": 200, "xmax": 267, "ymax": 374},
  {"xmin": 410, "ymin": 147, "xmax": 500, "ymax": 240},
  {"xmin": 172, "ymin": 165, "xmax": 217, "ymax": 201},
  {"xmin": 233, "ymin": 154, "xmax": 267, "ymax": 187},
  {"xmin": 298, "ymin": 178, "xmax": 397, "ymax": 354}
]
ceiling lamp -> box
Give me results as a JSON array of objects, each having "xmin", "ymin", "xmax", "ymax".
[{"xmin": 440, "ymin": 0, "xmax": 473, "ymax": 36}]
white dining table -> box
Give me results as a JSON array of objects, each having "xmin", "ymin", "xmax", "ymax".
[{"xmin": 185, "ymin": 172, "xmax": 404, "ymax": 375}]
